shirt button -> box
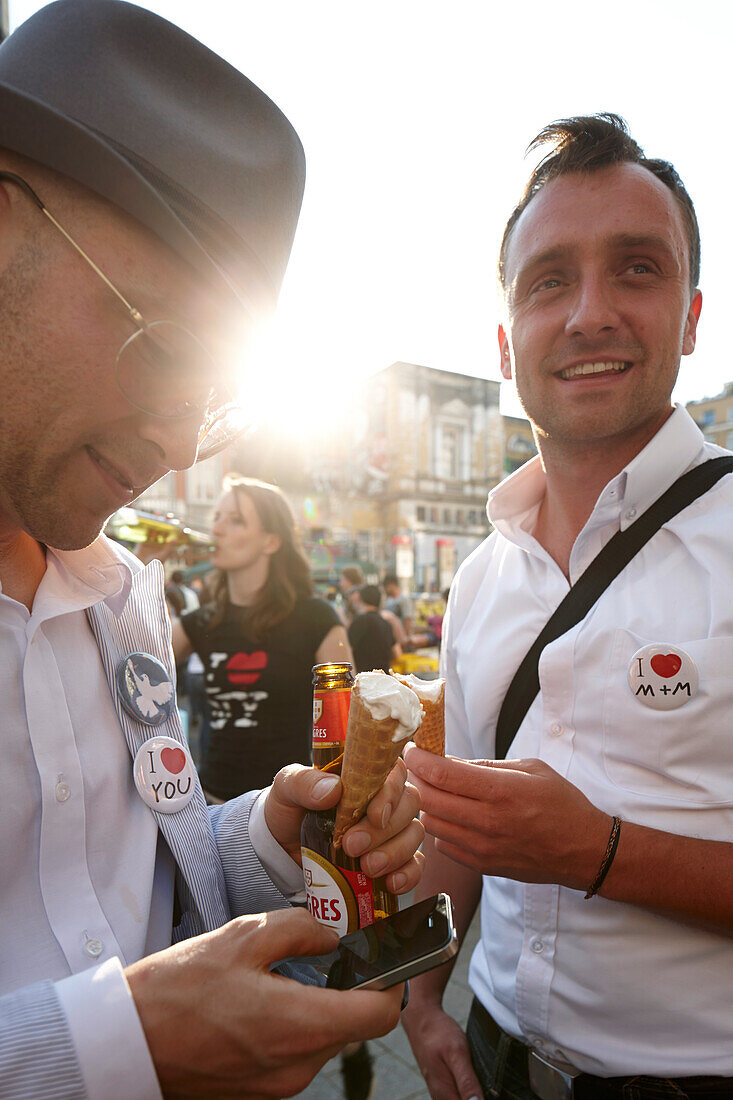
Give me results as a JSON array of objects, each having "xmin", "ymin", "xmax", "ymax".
[
  {"xmin": 625, "ymin": 507, "xmax": 637, "ymax": 520},
  {"xmin": 55, "ymin": 782, "xmax": 71, "ymax": 803},
  {"xmin": 531, "ymin": 939, "xmax": 544, "ymax": 953},
  {"xmin": 84, "ymin": 938, "xmax": 104, "ymax": 959},
  {"xmin": 550, "ymin": 723, "xmax": 563, "ymax": 736}
]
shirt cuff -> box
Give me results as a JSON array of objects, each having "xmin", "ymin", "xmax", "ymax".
[
  {"xmin": 56, "ymin": 957, "xmax": 162, "ymax": 1100},
  {"xmin": 248, "ymin": 787, "xmax": 306, "ymax": 901}
]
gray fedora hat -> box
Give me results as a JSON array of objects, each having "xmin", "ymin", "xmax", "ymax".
[{"xmin": 0, "ymin": 0, "xmax": 305, "ymax": 319}]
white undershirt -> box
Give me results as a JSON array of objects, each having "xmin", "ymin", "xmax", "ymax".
[{"xmin": 444, "ymin": 405, "xmax": 733, "ymax": 1077}]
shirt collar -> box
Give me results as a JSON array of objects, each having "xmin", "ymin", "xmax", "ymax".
[
  {"xmin": 50, "ymin": 535, "xmax": 134, "ymax": 617},
  {"xmin": 488, "ymin": 404, "xmax": 706, "ymax": 545}
]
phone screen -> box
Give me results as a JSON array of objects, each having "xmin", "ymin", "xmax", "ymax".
[{"xmin": 273, "ymin": 894, "xmax": 455, "ymax": 990}]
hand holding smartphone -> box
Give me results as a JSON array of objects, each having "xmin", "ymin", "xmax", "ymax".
[{"xmin": 272, "ymin": 893, "xmax": 457, "ymax": 991}]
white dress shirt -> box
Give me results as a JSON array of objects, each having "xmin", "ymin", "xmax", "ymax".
[
  {"xmin": 0, "ymin": 535, "xmax": 303, "ymax": 1099},
  {"xmin": 444, "ymin": 405, "xmax": 733, "ymax": 1077}
]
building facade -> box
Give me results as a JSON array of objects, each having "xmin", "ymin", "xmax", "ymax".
[
  {"xmin": 686, "ymin": 383, "xmax": 733, "ymax": 450},
  {"xmin": 124, "ymin": 362, "xmax": 529, "ymax": 592},
  {"xmin": 503, "ymin": 414, "xmax": 537, "ymax": 474},
  {"xmin": 359, "ymin": 362, "xmax": 503, "ymax": 590}
]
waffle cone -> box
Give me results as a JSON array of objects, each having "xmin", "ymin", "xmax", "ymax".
[
  {"xmin": 392, "ymin": 675, "xmax": 445, "ymax": 755},
  {"xmin": 332, "ymin": 685, "xmax": 409, "ymax": 847}
]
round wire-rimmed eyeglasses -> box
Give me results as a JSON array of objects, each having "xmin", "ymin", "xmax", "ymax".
[{"xmin": 0, "ymin": 170, "xmax": 246, "ymax": 462}]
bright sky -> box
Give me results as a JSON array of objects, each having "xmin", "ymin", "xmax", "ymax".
[{"xmin": 9, "ymin": 0, "xmax": 733, "ymax": 429}]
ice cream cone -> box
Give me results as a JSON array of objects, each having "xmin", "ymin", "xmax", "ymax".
[
  {"xmin": 333, "ymin": 674, "xmax": 422, "ymax": 847},
  {"xmin": 392, "ymin": 674, "xmax": 445, "ymax": 755}
]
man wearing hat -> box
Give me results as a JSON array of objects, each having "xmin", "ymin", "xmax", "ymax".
[{"xmin": 0, "ymin": 2, "xmax": 424, "ymax": 1097}]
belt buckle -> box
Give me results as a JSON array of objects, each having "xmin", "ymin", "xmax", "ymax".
[{"xmin": 527, "ymin": 1050, "xmax": 580, "ymax": 1100}]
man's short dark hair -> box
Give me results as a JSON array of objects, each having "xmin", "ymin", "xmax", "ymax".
[
  {"xmin": 341, "ymin": 566, "xmax": 364, "ymax": 587},
  {"xmin": 171, "ymin": 570, "xmax": 185, "ymax": 585},
  {"xmin": 360, "ymin": 584, "xmax": 382, "ymax": 609},
  {"xmin": 383, "ymin": 573, "xmax": 399, "ymax": 588},
  {"xmin": 498, "ymin": 113, "xmax": 700, "ymax": 293}
]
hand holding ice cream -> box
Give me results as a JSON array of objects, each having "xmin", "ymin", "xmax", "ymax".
[{"xmin": 332, "ymin": 671, "xmax": 424, "ymax": 847}]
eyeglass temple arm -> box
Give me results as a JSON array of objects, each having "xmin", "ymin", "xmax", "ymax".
[{"xmin": 0, "ymin": 169, "xmax": 145, "ymax": 327}]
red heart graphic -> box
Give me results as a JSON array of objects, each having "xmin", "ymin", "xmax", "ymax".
[
  {"xmin": 227, "ymin": 651, "xmax": 268, "ymax": 686},
  {"xmin": 650, "ymin": 653, "xmax": 682, "ymax": 678},
  {"xmin": 160, "ymin": 746, "xmax": 187, "ymax": 774}
]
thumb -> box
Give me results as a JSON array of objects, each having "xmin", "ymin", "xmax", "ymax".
[
  {"xmin": 255, "ymin": 908, "xmax": 340, "ymax": 967},
  {"xmin": 265, "ymin": 765, "xmax": 343, "ymax": 855},
  {"xmin": 272, "ymin": 763, "xmax": 343, "ymax": 811}
]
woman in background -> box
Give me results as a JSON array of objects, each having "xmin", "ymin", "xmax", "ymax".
[{"xmin": 172, "ymin": 476, "xmax": 352, "ymax": 801}]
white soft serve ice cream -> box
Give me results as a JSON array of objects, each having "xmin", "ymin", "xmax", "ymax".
[
  {"xmin": 395, "ymin": 673, "xmax": 445, "ymax": 703},
  {"xmin": 357, "ymin": 671, "xmax": 423, "ymax": 741}
]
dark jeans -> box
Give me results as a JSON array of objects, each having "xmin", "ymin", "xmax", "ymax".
[{"xmin": 466, "ymin": 1000, "xmax": 733, "ymax": 1100}]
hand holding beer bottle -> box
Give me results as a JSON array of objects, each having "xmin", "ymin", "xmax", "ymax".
[
  {"xmin": 303, "ymin": 664, "xmax": 423, "ymax": 933},
  {"xmin": 264, "ymin": 664, "xmax": 425, "ymax": 923}
]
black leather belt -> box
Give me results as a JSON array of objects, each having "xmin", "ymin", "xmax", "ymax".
[{"xmin": 468, "ymin": 998, "xmax": 733, "ymax": 1100}]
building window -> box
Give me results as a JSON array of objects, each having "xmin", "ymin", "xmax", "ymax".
[
  {"xmin": 727, "ymin": 431, "xmax": 733, "ymax": 450},
  {"xmin": 417, "ymin": 506, "xmax": 426, "ymax": 522},
  {"xmin": 430, "ymin": 507, "xmax": 439, "ymax": 524},
  {"xmin": 700, "ymin": 410, "xmax": 715, "ymax": 427},
  {"xmin": 438, "ymin": 423, "xmax": 464, "ymax": 480},
  {"xmin": 443, "ymin": 508, "xmax": 452, "ymax": 525},
  {"xmin": 456, "ymin": 509, "xmax": 465, "ymax": 525}
]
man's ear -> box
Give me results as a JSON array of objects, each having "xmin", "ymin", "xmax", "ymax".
[
  {"xmin": 498, "ymin": 325, "xmax": 512, "ymax": 380},
  {"xmin": 682, "ymin": 290, "xmax": 702, "ymax": 357}
]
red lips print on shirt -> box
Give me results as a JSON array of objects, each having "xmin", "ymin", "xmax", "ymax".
[{"xmin": 226, "ymin": 651, "xmax": 268, "ymax": 686}]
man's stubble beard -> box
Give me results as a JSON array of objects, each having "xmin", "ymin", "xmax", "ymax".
[{"xmin": 0, "ymin": 240, "xmax": 108, "ymax": 550}]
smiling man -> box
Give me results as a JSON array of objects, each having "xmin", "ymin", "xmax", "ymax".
[
  {"xmin": 0, "ymin": 3, "xmax": 425, "ymax": 1099},
  {"xmin": 403, "ymin": 115, "xmax": 733, "ymax": 1100}
]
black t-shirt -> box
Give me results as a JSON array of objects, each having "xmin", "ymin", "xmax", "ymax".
[
  {"xmin": 181, "ymin": 597, "xmax": 339, "ymax": 798},
  {"xmin": 348, "ymin": 610, "xmax": 394, "ymax": 674}
]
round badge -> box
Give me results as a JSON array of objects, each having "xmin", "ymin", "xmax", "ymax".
[
  {"xmin": 133, "ymin": 736, "xmax": 196, "ymax": 813},
  {"xmin": 116, "ymin": 652, "xmax": 175, "ymax": 726},
  {"xmin": 627, "ymin": 644, "xmax": 699, "ymax": 710}
]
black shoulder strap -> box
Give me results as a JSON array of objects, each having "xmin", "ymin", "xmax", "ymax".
[{"xmin": 494, "ymin": 456, "xmax": 733, "ymax": 760}]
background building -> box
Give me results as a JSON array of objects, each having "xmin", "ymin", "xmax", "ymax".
[
  {"xmin": 503, "ymin": 414, "xmax": 537, "ymax": 474},
  {"xmin": 121, "ymin": 362, "xmax": 533, "ymax": 592},
  {"xmin": 358, "ymin": 362, "xmax": 502, "ymax": 590},
  {"xmin": 686, "ymin": 383, "xmax": 733, "ymax": 450}
]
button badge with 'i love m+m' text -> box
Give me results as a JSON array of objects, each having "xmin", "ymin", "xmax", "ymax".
[{"xmin": 627, "ymin": 644, "xmax": 699, "ymax": 711}]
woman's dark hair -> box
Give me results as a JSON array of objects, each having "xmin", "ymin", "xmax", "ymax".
[
  {"xmin": 498, "ymin": 113, "xmax": 700, "ymax": 293},
  {"xmin": 210, "ymin": 476, "xmax": 313, "ymax": 640}
]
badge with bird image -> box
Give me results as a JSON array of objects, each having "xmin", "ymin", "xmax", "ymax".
[{"xmin": 116, "ymin": 652, "xmax": 175, "ymax": 726}]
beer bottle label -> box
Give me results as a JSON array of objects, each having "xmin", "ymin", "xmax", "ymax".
[
  {"xmin": 313, "ymin": 688, "xmax": 351, "ymax": 745},
  {"xmin": 302, "ymin": 847, "xmax": 375, "ymax": 936}
]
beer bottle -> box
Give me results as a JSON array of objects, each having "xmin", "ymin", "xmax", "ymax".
[{"xmin": 301, "ymin": 662, "xmax": 398, "ymax": 934}]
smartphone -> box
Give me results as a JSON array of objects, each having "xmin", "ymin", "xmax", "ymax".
[{"xmin": 272, "ymin": 893, "xmax": 457, "ymax": 991}]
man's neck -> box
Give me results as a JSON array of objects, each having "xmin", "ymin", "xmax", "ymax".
[
  {"xmin": 532, "ymin": 411, "xmax": 672, "ymax": 578},
  {"xmin": 0, "ymin": 522, "xmax": 47, "ymax": 611}
]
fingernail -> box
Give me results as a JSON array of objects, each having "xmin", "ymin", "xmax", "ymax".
[
  {"xmin": 344, "ymin": 830, "xmax": 370, "ymax": 857},
  {"xmin": 365, "ymin": 851, "xmax": 387, "ymax": 874},
  {"xmin": 313, "ymin": 775, "xmax": 340, "ymax": 800},
  {"xmin": 390, "ymin": 872, "xmax": 407, "ymax": 891},
  {"xmin": 381, "ymin": 802, "xmax": 392, "ymax": 830}
]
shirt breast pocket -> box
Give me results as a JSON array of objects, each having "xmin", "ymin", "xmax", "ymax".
[{"xmin": 602, "ymin": 629, "xmax": 733, "ymax": 805}]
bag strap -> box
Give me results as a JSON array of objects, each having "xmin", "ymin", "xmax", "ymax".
[{"xmin": 494, "ymin": 455, "xmax": 733, "ymax": 760}]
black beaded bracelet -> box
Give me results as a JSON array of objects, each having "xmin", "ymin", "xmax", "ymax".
[{"xmin": 584, "ymin": 816, "xmax": 622, "ymax": 899}]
